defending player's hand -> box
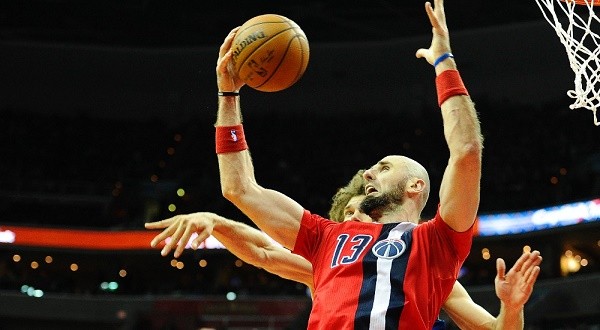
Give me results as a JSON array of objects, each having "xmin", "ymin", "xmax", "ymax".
[
  {"xmin": 145, "ymin": 213, "xmax": 216, "ymax": 258},
  {"xmin": 217, "ymin": 27, "xmax": 246, "ymax": 93},
  {"xmin": 495, "ymin": 250, "xmax": 542, "ymax": 309}
]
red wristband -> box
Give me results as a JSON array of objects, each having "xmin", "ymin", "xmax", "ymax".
[
  {"xmin": 436, "ymin": 69, "xmax": 469, "ymax": 107},
  {"xmin": 215, "ymin": 124, "xmax": 248, "ymax": 154}
]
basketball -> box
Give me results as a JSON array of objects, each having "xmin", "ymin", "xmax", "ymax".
[{"xmin": 231, "ymin": 14, "xmax": 310, "ymax": 92}]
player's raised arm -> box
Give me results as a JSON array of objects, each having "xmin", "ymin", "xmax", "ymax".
[
  {"xmin": 416, "ymin": 0, "xmax": 483, "ymax": 232},
  {"xmin": 215, "ymin": 27, "xmax": 304, "ymax": 250}
]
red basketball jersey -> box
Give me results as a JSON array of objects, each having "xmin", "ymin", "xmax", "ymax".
[{"xmin": 293, "ymin": 209, "xmax": 473, "ymax": 329}]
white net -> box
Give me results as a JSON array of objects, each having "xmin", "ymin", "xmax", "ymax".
[{"xmin": 535, "ymin": 0, "xmax": 600, "ymax": 125}]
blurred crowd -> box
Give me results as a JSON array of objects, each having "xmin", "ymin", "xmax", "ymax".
[{"xmin": 3, "ymin": 95, "xmax": 599, "ymax": 228}]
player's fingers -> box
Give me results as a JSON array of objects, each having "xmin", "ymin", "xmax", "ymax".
[
  {"xmin": 161, "ymin": 221, "xmax": 185, "ymax": 256},
  {"xmin": 218, "ymin": 27, "xmax": 240, "ymax": 58},
  {"xmin": 433, "ymin": 0, "xmax": 446, "ymax": 24},
  {"xmin": 227, "ymin": 26, "xmax": 241, "ymax": 40},
  {"xmin": 526, "ymin": 266, "xmax": 541, "ymax": 286},
  {"xmin": 192, "ymin": 230, "xmax": 211, "ymax": 250},
  {"xmin": 217, "ymin": 49, "xmax": 236, "ymax": 76},
  {"xmin": 520, "ymin": 251, "xmax": 542, "ymax": 274},
  {"xmin": 496, "ymin": 257, "xmax": 506, "ymax": 279},
  {"xmin": 219, "ymin": 26, "xmax": 240, "ymax": 49},
  {"xmin": 150, "ymin": 221, "xmax": 178, "ymax": 247},
  {"xmin": 415, "ymin": 49, "xmax": 427, "ymax": 59},
  {"xmin": 523, "ymin": 253, "xmax": 543, "ymax": 279},
  {"xmin": 150, "ymin": 229, "xmax": 169, "ymax": 248},
  {"xmin": 217, "ymin": 49, "xmax": 231, "ymax": 70},
  {"xmin": 145, "ymin": 217, "xmax": 173, "ymax": 229},
  {"xmin": 424, "ymin": 2, "xmax": 437, "ymax": 27},
  {"xmin": 512, "ymin": 251, "xmax": 531, "ymax": 273},
  {"xmin": 534, "ymin": 255, "xmax": 543, "ymax": 268},
  {"xmin": 530, "ymin": 251, "xmax": 542, "ymax": 267},
  {"xmin": 174, "ymin": 224, "xmax": 195, "ymax": 258},
  {"xmin": 521, "ymin": 260, "xmax": 536, "ymax": 281}
]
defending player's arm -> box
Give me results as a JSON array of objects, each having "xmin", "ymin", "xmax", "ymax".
[
  {"xmin": 443, "ymin": 281, "xmax": 497, "ymax": 330},
  {"xmin": 145, "ymin": 213, "xmax": 314, "ymax": 289},
  {"xmin": 416, "ymin": 0, "xmax": 483, "ymax": 232},
  {"xmin": 493, "ymin": 251, "xmax": 542, "ymax": 330},
  {"xmin": 442, "ymin": 251, "xmax": 542, "ymax": 330},
  {"xmin": 215, "ymin": 27, "xmax": 304, "ymax": 250}
]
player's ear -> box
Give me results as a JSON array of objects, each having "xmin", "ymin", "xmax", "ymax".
[{"xmin": 407, "ymin": 178, "xmax": 425, "ymax": 195}]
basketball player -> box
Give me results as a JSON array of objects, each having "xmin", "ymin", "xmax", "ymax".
[
  {"xmin": 330, "ymin": 170, "xmax": 541, "ymax": 329},
  {"xmin": 214, "ymin": 0, "xmax": 482, "ymax": 327},
  {"xmin": 146, "ymin": 190, "xmax": 542, "ymax": 329}
]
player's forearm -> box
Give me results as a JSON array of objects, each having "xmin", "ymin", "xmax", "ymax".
[
  {"xmin": 438, "ymin": 77, "xmax": 482, "ymax": 163},
  {"xmin": 211, "ymin": 215, "xmax": 278, "ymax": 268},
  {"xmin": 442, "ymin": 282, "xmax": 497, "ymax": 330},
  {"xmin": 445, "ymin": 312, "xmax": 495, "ymax": 330},
  {"xmin": 216, "ymin": 95, "xmax": 242, "ymax": 126},
  {"xmin": 216, "ymin": 141, "xmax": 301, "ymax": 249},
  {"xmin": 493, "ymin": 302, "xmax": 524, "ymax": 330},
  {"xmin": 211, "ymin": 215, "xmax": 312, "ymax": 286},
  {"xmin": 436, "ymin": 59, "xmax": 483, "ymax": 231},
  {"xmin": 435, "ymin": 56, "xmax": 482, "ymax": 157},
  {"xmin": 214, "ymin": 103, "xmax": 273, "ymax": 243},
  {"xmin": 211, "ymin": 215, "xmax": 271, "ymax": 254},
  {"xmin": 441, "ymin": 97, "xmax": 482, "ymax": 164},
  {"xmin": 215, "ymin": 95, "xmax": 257, "ymax": 198}
]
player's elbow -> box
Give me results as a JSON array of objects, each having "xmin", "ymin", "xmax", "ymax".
[
  {"xmin": 455, "ymin": 140, "xmax": 483, "ymax": 170},
  {"xmin": 221, "ymin": 185, "xmax": 243, "ymax": 202},
  {"xmin": 221, "ymin": 180, "xmax": 251, "ymax": 203}
]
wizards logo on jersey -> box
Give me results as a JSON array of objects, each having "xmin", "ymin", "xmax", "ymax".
[{"xmin": 371, "ymin": 238, "xmax": 407, "ymax": 259}]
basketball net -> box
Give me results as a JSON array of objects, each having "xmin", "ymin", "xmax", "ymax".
[{"xmin": 536, "ymin": 0, "xmax": 600, "ymax": 125}]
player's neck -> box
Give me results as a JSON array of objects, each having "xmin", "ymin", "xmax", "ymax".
[{"xmin": 377, "ymin": 206, "xmax": 420, "ymax": 225}]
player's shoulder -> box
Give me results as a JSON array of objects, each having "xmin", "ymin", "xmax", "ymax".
[{"xmin": 415, "ymin": 207, "xmax": 444, "ymax": 229}]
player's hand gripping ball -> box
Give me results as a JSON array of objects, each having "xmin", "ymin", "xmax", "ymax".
[{"xmin": 231, "ymin": 14, "xmax": 310, "ymax": 92}]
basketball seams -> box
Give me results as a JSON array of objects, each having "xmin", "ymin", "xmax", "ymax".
[
  {"xmin": 292, "ymin": 34, "xmax": 309, "ymax": 86},
  {"xmin": 282, "ymin": 21, "xmax": 309, "ymax": 87},
  {"xmin": 233, "ymin": 25, "xmax": 299, "ymax": 77},
  {"xmin": 238, "ymin": 19, "xmax": 295, "ymax": 34},
  {"xmin": 287, "ymin": 35, "xmax": 309, "ymax": 87},
  {"xmin": 255, "ymin": 34, "xmax": 307, "ymax": 90}
]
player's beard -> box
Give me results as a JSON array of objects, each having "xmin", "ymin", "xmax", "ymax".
[{"xmin": 360, "ymin": 184, "xmax": 405, "ymax": 221}]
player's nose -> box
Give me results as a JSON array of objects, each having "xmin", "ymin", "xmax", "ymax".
[
  {"xmin": 352, "ymin": 211, "xmax": 372, "ymax": 223},
  {"xmin": 363, "ymin": 168, "xmax": 375, "ymax": 182}
]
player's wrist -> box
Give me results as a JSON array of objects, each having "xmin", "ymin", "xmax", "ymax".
[
  {"xmin": 433, "ymin": 51, "xmax": 457, "ymax": 75},
  {"xmin": 435, "ymin": 62, "xmax": 458, "ymax": 76},
  {"xmin": 499, "ymin": 299, "xmax": 525, "ymax": 312},
  {"xmin": 215, "ymin": 124, "xmax": 248, "ymax": 154},
  {"xmin": 434, "ymin": 52, "xmax": 453, "ymax": 67},
  {"xmin": 209, "ymin": 213, "xmax": 225, "ymax": 228},
  {"xmin": 218, "ymin": 91, "xmax": 240, "ymax": 97},
  {"xmin": 435, "ymin": 69, "xmax": 468, "ymax": 106}
]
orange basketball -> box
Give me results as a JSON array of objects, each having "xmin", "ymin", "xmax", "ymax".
[{"xmin": 231, "ymin": 14, "xmax": 310, "ymax": 92}]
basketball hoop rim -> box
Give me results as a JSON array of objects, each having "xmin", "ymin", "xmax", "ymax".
[{"xmin": 561, "ymin": 0, "xmax": 600, "ymax": 6}]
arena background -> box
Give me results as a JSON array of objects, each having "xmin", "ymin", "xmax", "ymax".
[{"xmin": 1, "ymin": 0, "xmax": 599, "ymax": 329}]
